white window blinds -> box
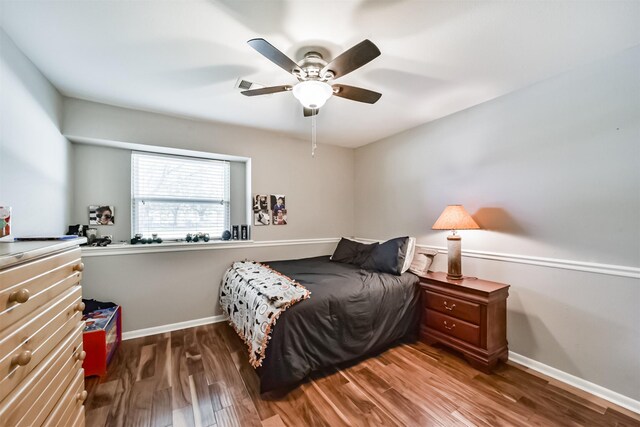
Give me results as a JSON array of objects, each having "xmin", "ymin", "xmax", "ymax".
[{"xmin": 131, "ymin": 152, "xmax": 230, "ymax": 240}]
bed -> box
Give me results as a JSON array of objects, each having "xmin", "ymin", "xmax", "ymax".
[{"xmin": 220, "ymin": 236, "xmax": 436, "ymax": 392}]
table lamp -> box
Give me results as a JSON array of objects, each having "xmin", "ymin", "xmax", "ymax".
[{"xmin": 432, "ymin": 205, "xmax": 480, "ymax": 280}]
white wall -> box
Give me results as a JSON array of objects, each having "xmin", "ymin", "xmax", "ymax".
[
  {"xmin": 354, "ymin": 47, "xmax": 640, "ymax": 401},
  {"xmin": 0, "ymin": 29, "xmax": 71, "ymax": 237}
]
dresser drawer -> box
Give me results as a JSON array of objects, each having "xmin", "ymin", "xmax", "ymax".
[
  {"xmin": 0, "ymin": 248, "xmax": 82, "ymax": 329},
  {"xmin": 424, "ymin": 309, "xmax": 480, "ymax": 346},
  {"xmin": 0, "ymin": 285, "xmax": 83, "ymax": 402},
  {"xmin": 424, "ymin": 290, "xmax": 481, "ymax": 325},
  {"xmin": 70, "ymin": 405, "xmax": 86, "ymax": 427},
  {"xmin": 0, "ymin": 323, "xmax": 84, "ymax": 427},
  {"xmin": 43, "ymin": 367, "xmax": 85, "ymax": 427}
]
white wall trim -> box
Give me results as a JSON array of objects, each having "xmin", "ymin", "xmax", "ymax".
[
  {"xmin": 82, "ymin": 237, "xmax": 340, "ymax": 257},
  {"xmin": 122, "ymin": 314, "xmax": 228, "ymax": 341},
  {"xmin": 356, "ymin": 238, "xmax": 639, "ymax": 279},
  {"xmin": 69, "ymin": 135, "xmax": 251, "ymax": 163},
  {"xmin": 509, "ymin": 351, "xmax": 640, "ymax": 415}
]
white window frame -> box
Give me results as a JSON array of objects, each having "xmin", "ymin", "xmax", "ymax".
[{"xmin": 131, "ymin": 151, "xmax": 231, "ymax": 240}]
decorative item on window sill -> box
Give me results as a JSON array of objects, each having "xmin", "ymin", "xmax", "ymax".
[
  {"xmin": 66, "ymin": 224, "xmax": 88, "ymax": 237},
  {"xmin": 90, "ymin": 236, "xmax": 112, "ymax": 247},
  {"xmin": 130, "ymin": 233, "xmax": 163, "ymax": 244},
  {"xmin": 185, "ymin": 232, "xmax": 210, "ymax": 243},
  {"xmin": 432, "ymin": 205, "xmax": 480, "ymax": 280}
]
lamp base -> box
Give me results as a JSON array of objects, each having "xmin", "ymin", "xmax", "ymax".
[{"xmin": 447, "ymin": 234, "xmax": 463, "ymax": 280}]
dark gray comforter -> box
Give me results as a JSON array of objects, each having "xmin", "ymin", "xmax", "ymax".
[{"xmin": 256, "ymin": 256, "xmax": 421, "ymax": 392}]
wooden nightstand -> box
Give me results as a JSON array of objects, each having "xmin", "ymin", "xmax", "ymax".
[{"xmin": 419, "ymin": 272, "xmax": 509, "ymax": 373}]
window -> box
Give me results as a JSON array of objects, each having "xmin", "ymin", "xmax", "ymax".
[{"xmin": 131, "ymin": 152, "xmax": 230, "ymax": 240}]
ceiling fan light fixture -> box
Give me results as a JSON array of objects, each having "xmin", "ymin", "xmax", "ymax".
[{"xmin": 292, "ymin": 81, "xmax": 333, "ymax": 109}]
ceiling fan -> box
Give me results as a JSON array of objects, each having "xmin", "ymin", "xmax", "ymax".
[{"xmin": 241, "ymin": 38, "xmax": 382, "ymax": 117}]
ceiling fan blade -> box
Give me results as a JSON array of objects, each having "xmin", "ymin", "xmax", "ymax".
[
  {"xmin": 248, "ymin": 38, "xmax": 302, "ymax": 75},
  {"xmin": 332, "ymin": 84, "xmax": 382, "ymax": 104},
  {"xmin": 321, "ymin": 40, "xmax": 381, "ymax": 79},
  {"xmin": 241, "ymin": 85, "xmax": 292, "ymax": 96},
  {"xmin": 303, "ymin": 107, "xmax": 320, "ymax": 117}
]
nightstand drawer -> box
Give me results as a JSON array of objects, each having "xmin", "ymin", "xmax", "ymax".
[
  {"xmin": 425, "ymin": 309, "xmax": 480, "ymax": 346},
  {"xmin": 424, "ymin": 290, "xmax": 481, "ymax": 324}
]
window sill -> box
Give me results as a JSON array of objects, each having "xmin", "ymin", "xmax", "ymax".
[{"xmin": 80, "ymin": 237, "xmax": 339, "ymax": 257}]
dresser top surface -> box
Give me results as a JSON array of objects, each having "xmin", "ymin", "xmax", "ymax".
[{"xmin": 0, "ymin": 238, "xmax": 86, "ymax": 269}]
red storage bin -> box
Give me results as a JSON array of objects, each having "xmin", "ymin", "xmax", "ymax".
[{"xmin": 82, "ymin": 305, "xmax": 122, "ymax": 377}]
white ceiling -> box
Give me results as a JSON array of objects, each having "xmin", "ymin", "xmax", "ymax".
[{"xmin": 1, "ymin": 1, "xmax": 639, "ymax": 148}]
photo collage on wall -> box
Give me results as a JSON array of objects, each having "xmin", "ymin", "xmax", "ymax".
[{"xmin": 253, "ymin": 194, "xmax": 287, "ymax": 226}]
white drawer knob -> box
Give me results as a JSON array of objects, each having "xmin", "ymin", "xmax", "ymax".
[
  {"xmin": 76, "ymin": 350, "xmax": 87, "ymax": 361},
  {"xmin": 76, "ymin": 390, "xmax": 88, "ymax": 402},
  {"xmin": 74, "ymin": 302, "xmax": 86, "ymax": 312},
  {"xmin": 73, "ymin": 262, "xmax": 85, "ymax": 272}
]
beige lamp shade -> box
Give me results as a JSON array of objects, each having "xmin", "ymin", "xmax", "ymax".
[{"xmin": 432, "ymin": 205, "xmax": 480, "ymax": 230}]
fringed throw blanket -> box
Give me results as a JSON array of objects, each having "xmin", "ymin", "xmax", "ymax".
[{"xmin": 220, "ymin": 261, "xmax": 310, "ymax": 368}]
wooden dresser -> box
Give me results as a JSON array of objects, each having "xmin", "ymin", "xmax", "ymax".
[
  {"xmin": 419, "ymin": 272, "xmax": 509, "ymax": 373},
  {"xmin": 0, "ymin": 239, "xmax": 87, "ymax": 427}
]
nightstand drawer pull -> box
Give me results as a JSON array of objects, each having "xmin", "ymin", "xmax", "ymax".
[
  {"xmin": 443, "ymin": 301, "xmax": 456, "ymax": 311},
  {"xmin": 443, "ymin": 321, "xmax": 456, "ymax": 330}
]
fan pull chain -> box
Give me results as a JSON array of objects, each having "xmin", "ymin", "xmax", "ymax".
[{"xmin": 311, "ymin": 109, "xmax": 318, "ymax": 157}]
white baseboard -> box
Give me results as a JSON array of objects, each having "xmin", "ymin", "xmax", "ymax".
[
  {"xmin": 509, "ymin": 351, "xmax": 640, "ymax": 415},
  {"xmin": 122, "ymin": 314, "xmax": 227, "ymax": 341}
]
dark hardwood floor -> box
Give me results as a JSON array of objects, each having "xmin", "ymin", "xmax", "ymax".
[{"xmin": 84, "ymin": 323, "xmax": 640, "ymax": 427}]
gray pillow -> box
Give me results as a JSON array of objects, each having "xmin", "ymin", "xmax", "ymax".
[
  {"xmin": 331, "ymin": 238, "xmax": 378, "ymax": 266},
  {"xmin": 361, "ymin": 237, "xmax": 410, "ymax": 275}
]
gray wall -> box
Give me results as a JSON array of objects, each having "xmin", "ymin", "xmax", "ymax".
[
  {"xmin": 72, "ymin": 143, "xmax": 247, "ymax": 242},
  {"xmin": 0, "ymin": 29, "xmax": 71, "ymax": 237},
  {"xmin": 63, "ymin": 98, "xmax": 355, "ymax": 241},
  {"xmin": 354, "ymin": 47, "xmax": 640, "ymax": 400},
  {"xmin": 64, "ymin": 99, "xmax": 354, "ymax": 335},
  {"xmin": 81, "ymin": 242, "xmax": 337, "ymax": 333}
]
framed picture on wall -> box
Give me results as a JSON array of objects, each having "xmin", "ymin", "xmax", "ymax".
[
  {"xmin": 89, "ymin": 205, "xmax": 115, "ymax": 225},
  {"xmin": 270, "ymin": 195, "xmax": 286, "ymax": 225},
  {"xmin": 253, "ymin": 194, "xmax": 270, "ymax": 226}
]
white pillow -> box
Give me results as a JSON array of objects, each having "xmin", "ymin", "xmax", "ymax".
[
  {"xmin": 401, "ymin": 237, "xmax": 416, "ymax": 273},
  {"xmin": 409, "ymin": 247, "xmax": 438, "ymax": 277}
]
